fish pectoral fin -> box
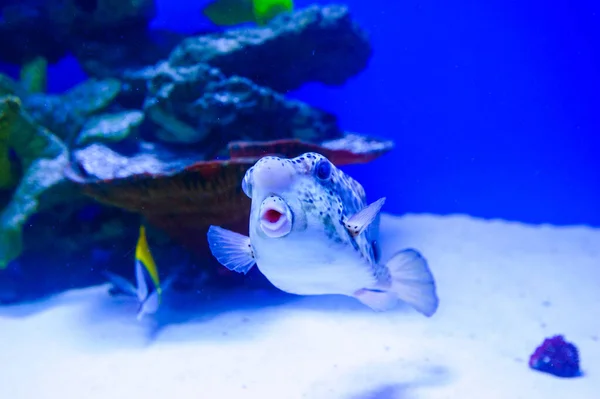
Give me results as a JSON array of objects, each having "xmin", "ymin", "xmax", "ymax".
[
  {"xmin": 207, "ymin": 225, "xmax": 256, "ymax": 274},
  {"xmin": 344, "ymin": 197, "xmax": 386, "ymax": 238},
  {"xmin": 354, "ymin": 288, "xmax": 398, "ymax": 311},
  {"xmin": 386, "ymin": 249, "xmax": 439, "ymax": 317},
  {"xmin": 137, "ymin": 291, "xmax": 161, "ymax": 321},
  {"xmin": 103, "ymin": 271, "xmax": 138, "ymax": 297}
]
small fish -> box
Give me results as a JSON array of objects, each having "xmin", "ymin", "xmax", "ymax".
[
  {"xmin": 207, "ymin": 153, "xmax": 439, "ymax": 316},
  {"xmin": 202, "ymin": 0, "xmax": 294, "ymax": 27},
  {"xmin": 105, "ymin": 225, "xmax": 167, "ymax": 320}
]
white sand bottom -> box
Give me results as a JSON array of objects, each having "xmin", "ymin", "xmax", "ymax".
[{"xmin": 1, "ymin": 213, "xmax": 598, "ymax": 399}]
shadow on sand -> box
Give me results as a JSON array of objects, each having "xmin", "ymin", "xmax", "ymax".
[
  {"xmin": 307, "ymin": 364, "xmax": 452, "ymax": 399},
  {"xmin": 0, "ymin": 278, "xmax": 418, "ymax": 352}
]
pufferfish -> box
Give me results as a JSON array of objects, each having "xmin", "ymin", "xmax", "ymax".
[{"xmin": 207, "ymin": 153, "xmax": 439, "ymax": 317}]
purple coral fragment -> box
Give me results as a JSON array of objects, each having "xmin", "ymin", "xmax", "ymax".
[{"xmin": 529, "ymin": 335, "xmax": 582, "ymax": 378}]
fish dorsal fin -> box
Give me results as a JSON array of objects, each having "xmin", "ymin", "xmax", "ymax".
[
  {"xmin": 344, "ymin": 197, "xmax": 386, "ymax": 238},
  {"xmin": 134, "ymin": 225, "xmax": 162, "ymax": 303},
  {"xmin": 136, "ymin": 225, "xmax": 160, "ymax": 288}
]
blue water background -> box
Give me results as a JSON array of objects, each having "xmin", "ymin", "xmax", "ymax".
[{"xmin": 2, "ymin": 0, "xmax": 598, "ymax": 226}]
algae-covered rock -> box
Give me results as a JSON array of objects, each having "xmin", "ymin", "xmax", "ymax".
[
  {"xmin": 62, "ymin": 78, "xmax": 122, "ymax": 115},
  {"xmin": 22, "ymin": 78, "xmax": 122, "ymax": 142},
  {"xmin": 0, "ymin": 96, "xmax": 20, "ymax": 190},
  {"xmin": 71, "ymin": 142, "xmax": 203, "ymax": 181},
  {"xmin": 169, "ymin": 4, "xmax": 372, "ymax": 92},
  {"xmin": 76, "ymin": 110, "xmax": 144, "ymax": 146},
  {"xmin": 0, "ymin": 74, "xmax": 27, "ymax": 99},
  {"xmin": 0, "ymin": 96, "xmax": 70, "ymax": 269},
  {"xmin": 75, "ymin": 4, "xmax": 372, "ymax": 106},
  {"xmin": 145, "ymin": 61, "xmax": 341, "ymax": 145}
]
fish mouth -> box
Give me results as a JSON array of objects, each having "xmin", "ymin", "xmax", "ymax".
[{"xmin": 259, "ymin": 196, "xmax": 292, "ymax": 238}]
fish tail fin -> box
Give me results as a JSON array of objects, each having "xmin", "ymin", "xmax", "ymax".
[{"xmin": 385, "ymin": 249, "xmax": 439, "ymax": 317}]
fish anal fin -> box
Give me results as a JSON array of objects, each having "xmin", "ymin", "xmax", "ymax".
[
  {"xmin": 386, "ymin": 249, "xmax": 439, "ymax": 317},
  {"xmin": 344, "ymin": 197, "xmax": 386, "ymax": 238},
  {"xmin": 354, "ymin": 288, "xmax": 398, "ymax": 311},
  {"xmin": 207, "ymin": 225, "xmax": 256, "ymax": 274}
]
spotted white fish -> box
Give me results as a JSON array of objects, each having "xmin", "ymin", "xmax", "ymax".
[{"xmin": 206, "ymin": 152, "xmax": 439, "ymax": 316}]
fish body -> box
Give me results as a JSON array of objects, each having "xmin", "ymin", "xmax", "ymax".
[
  {"xmin": 202, "ymin": 0, "xmax": 293, "ymax": 26},
  {"xmin": 105, "ymin": 225, "xmax": 165, "ymax": 320},
  {"xmin": 207, "ymin": 153, "xmax": 439, "ymax": 317}
]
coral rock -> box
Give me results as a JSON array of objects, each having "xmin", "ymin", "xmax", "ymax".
[
  {"xmin": 0, "ymin": 95, "xmax": 71, "ymax": 269},
  {"xmin": 529, "ymin": 335, "xmax": 582, "ymax": 378},
  {"xmin": 71, "ymin": 142, "xmax": 204, "ymax": 181},
  {"xmin": 168, "ymin": 4, "xmax": 372, "ymax": 92},
  {"xmin": 76, "ymin": 110, "xmax": 145, "ymax": 147},
  {"xmin": 66, "ymin": 136, "xmax": 394, "ymax": 260},
  {"xmin": 22, "ymin": 78, "xmax": 122, "ymax": 142},
  {"xmin": 144, "ymin": 61, "xmax": 341, "ymax": 146}
]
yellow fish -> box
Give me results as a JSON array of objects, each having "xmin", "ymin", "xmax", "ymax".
[
  {"xmin": 202, "ymin": 0, "xmax": 294, "ymax": 26},
  {"xmin": 105, "ymin": 225, "xmax": 166, "ymax": 320}
]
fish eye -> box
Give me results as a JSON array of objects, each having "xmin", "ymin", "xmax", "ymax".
[
  {"xmin": 242, "ymin": 174, "xmax": 252, "ymax": 198},
  {"xmin": 315, "ymin": 159, "xmax": 332, "ymax": 180}
]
